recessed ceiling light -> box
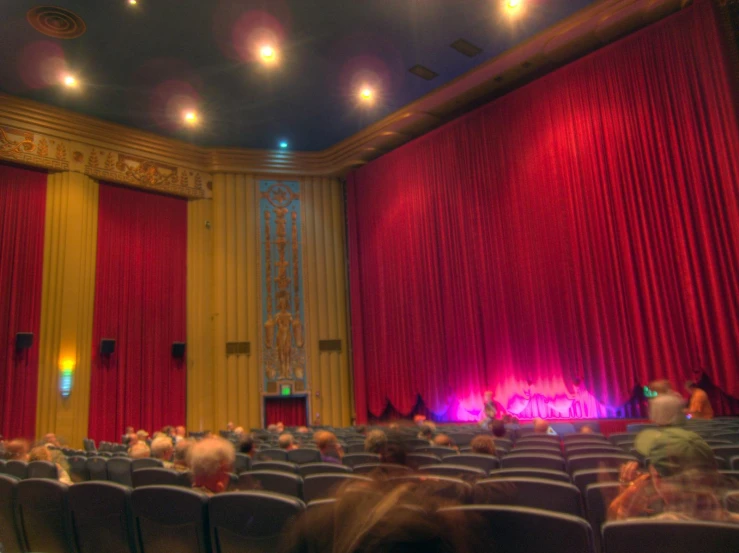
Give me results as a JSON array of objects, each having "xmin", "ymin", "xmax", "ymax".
[
  {"xmin": 507, "ymin": 0, "xmax": 522, "ymax": 8},
  {"xmin": 62, "ymin": 74, "xmax": 77, "ymax": 88},
  {"xmin": 128, "ymin": 0, "xmax": 137, "ymax": 5},
  {"xmin": 279, "ymin": 141, "xmax": 288, "ymax": 149},
  {"xmin": 183, "ymin": 111, "xmax": 198, "ymax": 125},
  {"xmin": 260, "ymin": 45, "xmax": 277, "ymax": 63},
  {"xmin": 359, "ymin": 87, "xmax": 375, "ymax": 103}
]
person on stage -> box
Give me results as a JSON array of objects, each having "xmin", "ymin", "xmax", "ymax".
[{"xmin": 480, "ymin": 391, "xmax": 497, "ymax": 428}]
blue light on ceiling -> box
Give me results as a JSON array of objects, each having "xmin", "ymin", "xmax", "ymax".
[{"xmin": 279, "ymin": 141, "xmax": 289, "ymax": 149}]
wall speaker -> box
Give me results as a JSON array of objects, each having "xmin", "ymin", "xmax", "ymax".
[
  {"xmin": 172, "ymin": 342, "xmax": 186, "ymax": 358},
  {"xmin": 100, "ymin": 339, "xmax": 116, "ymax": 356},
  {"xmin": 15, "ymin": 333, "xmax": 33, "ymax": 350}
]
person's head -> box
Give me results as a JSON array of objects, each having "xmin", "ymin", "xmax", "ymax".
[
  {"xmin": 637, "ymin": 428, "xmax": 717, "ymax": 480},
  {"xmin": 276, "ymin": 422, "xmax": 285, "ymax": 434},
  {"xmin": 189, "ymin": 437, "xmax": 235, "ymax": 494},
  {"xmin": 136, "ymin": 429, "xmax": 149, "ymax": 441},
  {"xmin": 151, "ymin": 436, "xmax": 174, "ymax": 461},
  {"xmin": 267, "ymin": 424, "xmax": 278, "ymax": 433},
  {"xmin": 413, "ymin": 414, "xmax": 427, "ymax": 426},
  {"xmin": 126, "ymin": 433, "xmax": 139, "ymax": 447},
  {"xmin": 470, "ymin": 435, "xmax": 496, "ymax": 456},
  {"xmin": 418, "ymin": 423, "xmax": 435, "ymax": 440},
  {"xmin": 129, "ymin": 442, "xmax": 151, "ymax": 459},
  {"xmin": 175, "ymin": 425, "xmax": 186, "ymax": 437},
  {"xmin": 650, "ymin": 380, "xmax": 672, "ymax": 395},
  {"xmin": 484, "ymin": 391, "xmax": 493, "ymax": 402},
  {"xmin": 6, "ymin": 439, "xmax": 30, "ymax": 460},
  {"xmin": 226, "ymin": 421, "xmax": 235, "ymax": 432},
  {"xmin": 125, "ymin": 426, "xmax": 134, "ymax": 435},
  {"xmin": 491, "ymin": 420, "xmax": 506, "ymax": 438},
  {"xmin": 279, "ymin": 433, "xmax": 297, "ymax": 450},
  {"xmin": 388, "ymin": 423, "xmax": 400, "ymax": 432},
  {"xmin": 433, "ymin": 434, "xmax": 454, "ymax": 448},
  {"xmin": 43, "ymin": 433, "xmax": 60, "ymax": 447},
  {"xmin": 297, "ymin": 426, "xmax": 310, "ymax": 435},
  {"xmin": 685, "ymin": 381, "xmax": 698, "ymax": 393},
  {"xmin": 580, "ymin": 425, "xmax": 594, "ymax": 435},
  {"xmin": 534, "ymin": 418, "xmax": 550, "ymax": 434},
  {"xmin": 381, "ymin": 441, "xmax": 408, "ymax": 466},
  {"xmin": 233, "ymin": 426, "xmax": 245, "ymax": 439},
  {"xmin": 28, "ymin": 445, "xmax": 52, "ymax": 462},
  {"xmin": 239, "ymin": 434, "xmax": 255, "ymax": 457},
  {"xmin": 173, "ymin": 439, "xmax": 193, "ymax": 468},
  {"xmin": 315, "ymin": 431, "xmax": 341, "ymax": 457},
  {"xmin": 502, "ymin": 414, "xmax": 512, "ymax": 424},
  {"xmin": 364, "ymin": 430, "xmax": 388, "ymax": 455}
]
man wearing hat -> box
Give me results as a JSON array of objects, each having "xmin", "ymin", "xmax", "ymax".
[{"xmin": 608, "ymin": 428, "xmax": 738, "ymax": 522}]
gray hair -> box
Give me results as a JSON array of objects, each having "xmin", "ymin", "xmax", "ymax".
[
  {"xmin": 150, "ymin": 436, "xmax": 174, "ymax": 460},
  {"xmin": 188, "ymin": 437, "xmax": 235, "ymax": 479}
]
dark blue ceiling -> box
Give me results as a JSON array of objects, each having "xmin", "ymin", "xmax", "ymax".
[{"xmin": 0, "ymin": 0, "xmax": 597, "ymax": 151}]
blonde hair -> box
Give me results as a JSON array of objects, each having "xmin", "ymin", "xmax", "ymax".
[
  {"xmin": 278, "ymin": 433, "xmax": 295, "ymax": 449},
  {"xmin": 28, "ymin": 446, "xmax": 52, "ymax": 462},
  {"xmin": 129, "ymin": 442, "xmax": 151, "ymax": 459},
  {"xmin": 189, "ymin": 437, "xmax": 235, "ymax": 479},
  {"xmin": 174, "ymin": 439, "xmax": 193, "ymax": 467},
  {"xmin": 470, "ymin": 435, "xmax": 496, "ymax": 455},
  {"xmin": 150, "ymin": 436, "xmax": 174, "ymax": 460}
]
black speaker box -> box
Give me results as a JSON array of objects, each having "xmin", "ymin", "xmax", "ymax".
[
  {"xmin": 172, "ymin": 342, "xmax": 186, "ymax": 358},
  {"xmin": 100, "ymin": 339, "xmax": 116, "ymax": 355},
  {"xmin": 15, "ymin": 332, "xmax": 33, "ymax": 350}
]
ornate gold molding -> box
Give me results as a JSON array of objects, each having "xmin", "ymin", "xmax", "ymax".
[{"xmin": 0, "ymin": 0, "xmax": 688, "ymax": 191}]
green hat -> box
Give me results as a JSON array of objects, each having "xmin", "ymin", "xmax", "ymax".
[{"xmin": 634, "ymin": 427, "xmax": 716, "ymax": 477}]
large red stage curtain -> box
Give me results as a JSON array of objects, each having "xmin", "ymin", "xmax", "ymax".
[
  {"xmin": 0, "ymin": 164, "xmax": 47, "ymax": 439},
  {"xmin": 264, "ymin": 397, "xmax": 307, "ymax": 427},
  {"xmin": 347, "ymin": 0, "xmax": 739, "ymax": 423},
  {"xmin": 88, "ymin": 184, "xmax": 187, "ymax": 442}
]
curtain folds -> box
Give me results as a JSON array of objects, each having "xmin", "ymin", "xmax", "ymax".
[
  {"xmin": 265, "ymin": 397, "xmax": 307, "ymax": 427},
  {"xmin": 347, "ymin": 0, "xmax": 739, "ymax": 422},
  {"xmin": 0, "ymin": 164, "xmax": 47, "ymax": 438},
  {"xmin": 88, "ymin": 184, "xmax": 187, "ymax": 442}
]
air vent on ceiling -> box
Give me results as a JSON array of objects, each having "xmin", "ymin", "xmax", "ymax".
[
  {"xmin": 450, "ymin": 39, "xmax": 483, "ymax": 58},
  {"xmin": 409, "ymin": 65, "xmax": 439, "ymax": 81},
  {"xmin": 27, "ymin": 6, "xmax": 86, "ymax": 39}
]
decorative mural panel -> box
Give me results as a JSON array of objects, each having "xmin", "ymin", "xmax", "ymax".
[{"xmin": 259, "ymin": 180, "xmax": 307, "ymax": 394}]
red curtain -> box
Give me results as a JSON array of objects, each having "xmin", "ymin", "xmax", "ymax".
[
  {"xmin": 88, "ymin": 184, "xmax": 187, "ymax": 442},
  {"xmin": 347, "ymin": 0, "xmax": 739, "ymax": 423},
  {"xmin": 0, "ymin": 164, "xmax": 46, "ymax": 439},
  {"xmin": 265, "ymin": 397, "xmax": 307, "ymax": 427}
]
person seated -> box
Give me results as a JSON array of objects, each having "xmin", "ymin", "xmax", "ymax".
[
  {"xmin": 28, "ymin": 446, "xmax": 72, "ymax": 485},
  {"xmin": 315, "ymin": 431, "xmax": 343, "ymax": 463},
  {"xmin": 125, "ymin": 433, "xmax": 139, "ymax": 448},
  {"xmin": 433, "ymin": 434, "xmax": 457, "ymax": 450},
  {"xmin": 43, "ymin": 433, "xmax": 61, "ymax": 448},
  {"xmin": 479, "ymin": 391, "xmax": 497, "ymax": 428},
  {"xmin": 136, "ymin": 429, "xmax": 149, "ymax": 443},
  {"xmin": 609, "ymin": 427, "xmax": 738, "ymax": 522},
  {"xmin": 122, "ymin": 426, "xmax": 135, "ymax": 444},
  {"xmin": 279, "ymin": 433, "xmax": 299, "ymax": 451},
  {"xmin": 189, "ymin": 437, "xmax": 235, "ymax": 496},
  {"xmin": 267, "ymin": 424, "xmax": 278, "ymax": 433},
  {"xmin": 648, "ymin": 380, "xmax": 686, "ymax": 426},
  {"xmin": 364, "ymin": 430, "xmax": 388, "ymax": 455},
  {"xmin": 296, "ymin": 426, "xmax": 310, "ymax": 435},
  {"xmin": 685, "ymin": 381, "xmax": 714, "ymax": 420},
  {"xmin": 173, "ymin": 439, "xmax": 193, "ymax": 472},
  {"xmin": 579, "ymin": 425, "xmax": 594, "ymax": 434},
  {"xmin": 5, "ymin": 439, "xmax": 30, "ymax": 461},
  {"xmin": 417, "ymin": 422, "xmax": 436, "ymax": 443},
  {"xmin": 174, "ymin": 425, "xmax": 187, "ymax": 443},
  {"xmin": 129, "ymin": 442, "xmax": 151, "ymax": 459},
  {"xmin": 233, "ymin": 426, "xmax": 246, "ymax": 441},
  {"xmin": 226, "ymin": 421, "xmax": 235, "ymax": 432},
  {"xmin": 470, "ymin": 435, "xmax": 496, "ymax": 456},
  {"xmin": 276, "ymin": 421, "xmax": 286, "ymax": 434},
  {"xmin": 150, "ymin": 436, "xmax": 175, "ymax": 468},
  {"xmin": 239, "ymin": 433, "xmax": 256, "ymax": 458},
  {"xmin": 534, "ymin": 418, "xmax": 557, "ymax": 435},
  {"xmin": 490, "ymin": 420, "xmax": 507, "ymax": 439}
]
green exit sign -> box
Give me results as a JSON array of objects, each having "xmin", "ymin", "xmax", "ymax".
[{"xmin": 281, "ymin": 385, "xmax": 292, "ymax": 396}]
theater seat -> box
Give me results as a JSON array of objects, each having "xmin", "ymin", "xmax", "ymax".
[
  {"xmin": 86, "ymin": 456, "xmax": 108, "ymax": 481},
  {"xmin": 420, "ymin": 464, "xmax": 487, "ymax": 479},
  {"xmin": 67, "ymin": 481, "xmax": 136, "ymax": 553},
  {"xmin": 67, "ymin": 455, "xmax": 89, "ymax": 482},
  {"xmin": 234, "ymin": 453, "xmax": 251, "ymax": 474},
  {"xmin": 0, "ymin": 474, "xmax": 24, "ymax": 553},
  {"xmin": 571, "ymin": 468, "xmax": 620, "ymax": 496},
  {"xmin": 443, "ymin": 454, "xmax": 500, "ymax": 474},
  {"xmin": 4, "ymin": 461, "xmax": 27, "ymax": 480},
  {"xmin": 501, "ymin": 454, "xmax": 565, "ymax": 472},
  {"xmin": 131, "ymin": 486, "xmax": 210, "ymax": 553},
  {"xmin": 131, "ymin": 458, "xmax": 163, "ymax": 471},
  {"xmin": 487, "ymin": 468, "xmax": 571, "ymax": 483},
  {"xmin": 567, "ymin": 454, "xmax": 636, "ymax": 475},
  {"xmin": 389, "ymin": 475, "xmax": 472, "ymax": 503},
  {"xmin": 585, "ymin": 482, "xmax": 621, "ymax": 553},
  {"xmin": 406, "ymin": 453, "xmax": 441, "ymax": 469},
  {"xmin": 474, "ymin": 477, "xmax": 583, "ymax": 517},
  {"xmin": 352, "ymin": 463, "xmax": 411, "ymax": 476},
  {"xmin": 251, "ymin": 461, "xmax": 299, "ymax": 474},
  {"xmin": 256, "ymin": 449, "xmax": 288, "ymax": 462},
  {"xmin": 342, "ymin": 453, "xmax": 381, "ymax": 468},
  {"xmin": 287, "ymin": 449, "xmax": 322, "ymax": 465},
  {"xmin": 132, "ymin": 468, "xmax": 180, "ymax": 488},
  {"xmin": 238, "ymin": 471, "xmax": 303, "ymax": 498},
  {"xmin": 27, "ymin": 460, "xmax": 59, "ymax": 479},
  {"xmin": 298, "ymin": 463, "xmax": 352, "ymax": 477},
  {"xmin": 107, "ymin": 457, "xmax": 134, "ymax": 487},
  {"xmin": 209, "ymin": 491, "xmax": 305, "ymax": 553},
  {"xmin": 303, "ymin": 474, "xmax": 372, "ymax": 503},
  {"xmin": 602, "ymin": 519, "xmax": 739, "ymax": 553},
  {"xmin": 440, "ymin": 505, "xmax": 593, "ymax": 553},
  {"xmin": 16, "ymin": 479, "xmax": 74, "ymax": 553}
]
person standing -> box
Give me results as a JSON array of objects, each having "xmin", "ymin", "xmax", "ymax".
[
  {"xmin": 648, "ymin": 380, "xmax": 686, "ymax": 426},
  {"xmin": 480, "ymin": 391, "xmax": 497, "ymax": 428},
  {"xmin": 685, "ymin": 381, "xmax": 714, "ymax": 419}
]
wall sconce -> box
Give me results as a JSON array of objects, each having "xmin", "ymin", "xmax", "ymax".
[{"xmin": 60, "ymin": 358, "xmax": 75, "ymax": 398}]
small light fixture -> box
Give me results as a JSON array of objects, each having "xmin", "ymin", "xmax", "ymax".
[
  {"xmin": 260, "ymin": 45, "xmax": 277, "ymax": 64},
  {"xmin": 279, "ymin": 141, "xmax": 289, "ymax": 149},
  {"xmin": 360, "ymin": 87, "xmax": 373, "ymax": 101},
  {"xmin": 63, "ymin": 74, "xmax": 78, "ymax": 88},
  {"xmin": 183, "ymin": 111, "xmax": 198, "ymax": 125},
  {"xmin": 507, "ymin": 0, "xmax": 522, "ymax": 8},
  {"xmin": 129, "ymin": 0, "xmax": 138, "ymax": 5}
]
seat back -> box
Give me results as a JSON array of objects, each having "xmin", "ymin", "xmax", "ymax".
[
  {"xmin": 563, "ymin": 433, "xmax": 607, "ymax": 443},
  {"xmin": 389, "ymin": 475, "xmax": 472, "ymax": 502},
  {"xmin": 86, "ymin": 456, "xmax": 108, "ymax": 481},
  {"xmin": 474, "ymin": 477, "xmax": 583, "ymax": 517},
  {"xmin": 132, "ymin": 468, "xmax": 180, "ymax": 488},
  {"xmin": 602, "ymin": 520, "xmax": 739, "ymax": 553},
  {"xmin": 487, "ymin": 468, "xmax": 571, "ymax": 483},
  {"xmin": 712, "ymin": 445, "xmax": 739, "ymax": 460},
  {"xmin": 565, "ymin": 445, "xmax": 622, "ymax": 457},
  {"xmin": 132, "ymin": 458, "xmax": 163, "ymax": 471},
  {"xmin": 608, "ymin": 433, "xmax": 637, "ymax": 445},
  {"xmin": 512, "ymin": 446, "xmax": 563, "ymax": 456},
  {"xmin": 16, "ymin": 479, "xmax": 74, "ymax": 553},
  {"xmin": 107, "ymin": 457, "xmax": 134, "ymax": 487},
  {"xmin": 417, "ymin": 446, "xmax": 458, "ymax": 457},
  {"xmin": 209, "ymin": 491, "xmax": 305, "ymax": 553},
  {"xmin": 725, "ymin": 490, "xmax": 739, "ymax": 513},
  {"xmin": 67, "ymin": 455, "xmax": 89, "ymax": 482},
  {"xmin": 346, "ymin": 443, "xmax": 366, "ymax": 454},
  {"xmin": 440, "ymin": 505, "xmax": 593, "ymax": 553},
  {"xmin": 406, "ymin": 453, "xmax": 441, "ymax": 468},
  {"xmin": 447, "ymin": 433, "xmax": 475, "ymax": 447},
  {"xmin": 303, "ymin": 474, "xmax": 372, "ymax": 503},
  {"xmin": 251, "ymin": 461, "xmax": 299, "ymax": 474},
  {"xmin": 445, "ymin": 453, "xmax": 499, "ymax": 474},
  {"xmin": 402, "ymin": 438, "xmax": 431, "ymax": 450},
  {"xmin": 501, "ymin": 453, "xmax": 565, "ymax": 472},
  {"xmin": 420, "ymin": 464, "xmax": 487, "ymax": 479},
  {"xmin": 571, "ymin": 468, "xmax": 620, "ymax": 496},
  {"xmin": 68, "ymin": 481, "xmax": 136, "ymax": 553},
  {"xmin": 287, "ymin": 449, "xmax": 322, "ymax": 465},
  {"xmin": 27, "ymin": 460, "xmax": 59, "ymax": 479},
  {"xmin": 256, "ymin": 449, "xmax": 288, "ymax": 462},
  {"xmin": 567, "ymin": 454, "xmax": 636, "ymax": 474},
  {"xmin": 585, "ymin": 482, "xmax": 621, "ymax": 553},
  {"xmin": 0, "ymin": 474, "xmax": 24, "ymax": 553},
  {"xmin": 352, "ymin": 463, "xmax": 412, "ymax": 476},
  {"xmin": 298, "ymin": 463, "xmax": 352, "ymax": 477},
  {"xmin": 342, "ymin": 453, "xmax": 381, "ymax": 468},
  {"xmin": 4, "ymin": 461, "xmax": 27, "ymax": 480},
  {"xmin": 516, "ymin": 436, "xmax": 560, "ymax": 445},
  {"xmin": 234, "ymin": 453, "xmax": 251, "ymax": 474},
  {"xmin": 131, "ymin": 486, "xmax": 210, "ymax": 553},
  {"xmin": 238, "ymin": 471, "xmax": 303, "ymax": 498}
]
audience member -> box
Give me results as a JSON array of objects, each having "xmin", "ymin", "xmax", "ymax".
[
  {"xmin": 685, "ymin": 381, "xmax": 714, "ymax": 420},
  {"xmin": 296, "ymin": 426, "xmax": 310, "ymax": 435},
  {"xmin": 233, "ymin": 426, "xmax": 246, "ymax": 440},
  {"xmin": 580, "ymin": 425, "xmax": 594, "ymax": 434},
  {"xmin": 161, "ymin": 425, "xmax": 175, "ymax": 438},
  {"xmin": 648, "ymin": 380, "xmax": 686, "ymax": 426},
  {"xmin": 609, "ymin": 428, "xmax": 737, "ymax": 521},
  {"xmin": 490, "ymin": 420, "xmax": 506, "ymax": 438},
  {"xmin": 226, "ymin": 421, "xmax": 235, "ymax": 432},
  {"xmin": 136, "ymin": 429, "xmax": 149, "ymax": 442},
  {"xmin": 381, "ymin": 441, "xmax": 408, "ymax": 466},
  {"xmin": 173, "ymin": 439, "xmax": 193, "ymax": 472},
  {"xmin": 174, "ymin": 425, "xmax": 187, "ymax": 443},
  {"xmin": 150, "ymin": 436, "xmax": 175, "ymax": 468},
  {"xmin": 276, "ymin": 422, "xmax": 285, "ymax": 434},
  {"xmin": 267, "ymin": 424, "xmax": 278, "ymax": 433},
  {"xmin": 43, "ymin": 432, "xmax": 61, "ymax": 448},
  {"xmin": 479, "ymin": 390, "xmax": 497, "ymax": 428},
  {"xmin": 315, "ymin": 431, "xmax": 343, "ymax": 463},
  {"xmin": 5, "ymin": 439, "xmax": 30, "ymax": 461},
  {"xmin": 470, "ymin": 435, "xmax": 496, "ymax": 456},
  {"xmin": 534, "ymin": 418, "xmax": 556, "ymax": 435},
  {"xmin": 129, "ymin": 442, "xmax": 151, "ymax": 459},
  {"xmin": 364, "ymin": 430, "xmax": 388, "ymax": 455},
  {"xmin": 433, "ymin": 433, "xmax": 456, "ymax": 449},
  {"xmin": 189, "ymin": 437, "xmax": 235, "ymax": 496},
  {"xmin": 354, "ymin": 425, "xmax": 367, "ymax": 436},
  {"xmin": 122, "ymin": 426, "xmax": 134, "ymax": 444},
  {"xmin": 279, "ymin": 433, "xmax": 299, "ymax": 451},
  {"xmin": 28, "ymin": 446, "xmax": 72, "ymax": 485},
  {"xmin": 417, "ymin": 422, "xmax": 436, "ymax": 443},
  {"xmin": 239, "ymin": 434, "xmax": 256, "ymax": 457},
  {"xmin": 125, "ymin": 433, "xmax": 139, "ymax": 447},
  {"xmin": 0, "ymin": 434, "xmax": 5, "ymax": 458}
]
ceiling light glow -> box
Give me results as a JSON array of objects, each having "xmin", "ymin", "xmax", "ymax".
[
  {"xmin": 260, "ymin": 45, "xmax": 277, "ymax": 63},
  {"xmin": 129, "ymin": 0, "xmax": 138, "ymax": 5},
  {"xmin": 507, "ymin": 0, "xmax": 522, "ymax": 8},
  {"xmin": 360, "ymin": 87, "xmax": 373, "ymax": 101},
  {"xmin": 63, "ymin": 74, "xmax": 77, "ymax": 88},
  {"xmin": 279, "ymin": 141, "xmax": 288, "ymax": 149},
  {"xmin": 183, "ymin": 111, "xmax": 198, "ymax": 125}
]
